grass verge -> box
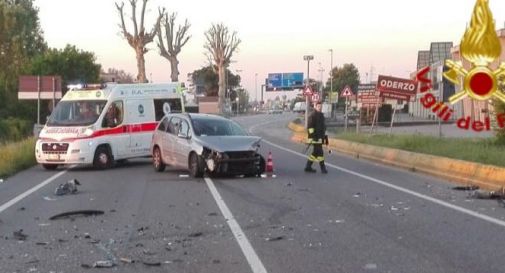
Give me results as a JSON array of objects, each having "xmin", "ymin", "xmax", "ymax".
[
  {"xmin": 0, "ymin": 137, "xmax": 36, "ymax": 178},
  {"xmin": 331, "ymin": 132, "xmax": 505, "ymax": 168}
]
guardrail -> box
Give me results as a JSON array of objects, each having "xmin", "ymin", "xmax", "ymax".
[{"xmin": 288, "ymin": 121, "xmax": 505, "ymax": 190}]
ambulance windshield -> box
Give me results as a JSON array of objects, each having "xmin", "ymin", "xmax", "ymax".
[{"xmin": 47, "ymin": 100, "xmax": 107, "ymax": 126}]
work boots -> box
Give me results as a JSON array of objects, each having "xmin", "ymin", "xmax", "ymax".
[
  {"xmin": 320, "ymin": 161, "xmax": 328, "ymax": 174},
  {"xmin": 304, "ymin": 161, "xmax": 316, "ymax": 173}
]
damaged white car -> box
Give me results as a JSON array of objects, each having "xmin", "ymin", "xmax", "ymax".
[{"xmin": 151, "ymin": 113, "xmax": 266, "ymax": 178}]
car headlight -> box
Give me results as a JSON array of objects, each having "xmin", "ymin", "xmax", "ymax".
[{"xmin": 206, "ymin": 158, "xmax": 215, "ymax": 172}]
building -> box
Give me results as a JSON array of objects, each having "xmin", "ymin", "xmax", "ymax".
[{"xmin": 409, "ymin": 42, "xmax": 458, "ymax": 120}]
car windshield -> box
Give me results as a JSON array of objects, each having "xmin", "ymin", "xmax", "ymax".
[
  {"xmin": 192, "ymin": 118, "xmax": 248, "ymax": 136},
  {"xmin": 47, "ymin": 100, "xmax": 107, "ymax": 126}
]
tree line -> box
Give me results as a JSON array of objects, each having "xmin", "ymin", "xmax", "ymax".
[{"xmin": 0, "ymin": 0, "xmax": 243, "ymax": 130}]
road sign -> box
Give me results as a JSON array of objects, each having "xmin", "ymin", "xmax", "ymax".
[
  {"xmin": 311, "ymin": 93, "xmax": 320, "ymax": 103},
  {"xmin": 341, "ymin": 85, "xmax": 353, "ymax": 97},
  {"xmin": 303, "ymin": 86, "xmax": 313, "ymax": 96}
]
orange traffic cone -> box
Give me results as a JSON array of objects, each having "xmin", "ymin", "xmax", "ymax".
[{"xmin": 265, "ymin": 151, "xmax": 274, "ymax": 177}]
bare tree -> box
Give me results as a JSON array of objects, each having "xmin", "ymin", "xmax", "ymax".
[
  {"xmin": 204, "ymin": 23, "xmax": 240, "ymax": 114},
  {"xmin": 156, "ymin": 11, "xmax": 190, "ymax": 82},
  {"xmin": 115, "ymin": 0, "xmax": 163, "ymax": 83}
]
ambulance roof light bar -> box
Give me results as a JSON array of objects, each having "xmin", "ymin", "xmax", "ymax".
[{"xmin": 67, "ymin": 83, "xmax": 107, "ymax": 91}]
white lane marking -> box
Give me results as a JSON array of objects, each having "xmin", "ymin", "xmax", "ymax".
[
  {"xmin": 0, "ymin": 170, "xmax": 68, "ymax": 214},
  {"xmin": 249, "ymin": 119, "xmax": 505, "ymax": 228},
  {"xmin": 204, "ymin": 177, "xmax": 268, "ymax": 273}
]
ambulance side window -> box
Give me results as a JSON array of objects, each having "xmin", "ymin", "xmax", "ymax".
[{"xmin": 102, "ymin": 101, "xmax": 123, "ymax": 128}]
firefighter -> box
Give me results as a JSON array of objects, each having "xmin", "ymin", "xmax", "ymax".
[{"xmin": 305, "ymin": 101, "xmax": 328, "ymax": 173}]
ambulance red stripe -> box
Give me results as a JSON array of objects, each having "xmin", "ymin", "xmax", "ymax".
[{"xmin": 38, "ymin": 122, "xmax": 158, "ymax": 142}]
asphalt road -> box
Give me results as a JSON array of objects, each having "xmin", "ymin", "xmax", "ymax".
[{"xmin": 1, "ymin": 113, "xmax": 505, "ymax": 273}]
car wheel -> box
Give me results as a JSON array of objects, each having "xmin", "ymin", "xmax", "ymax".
[
  {"xmin": 93, "ymin": 146, "xmax": 113, "ymax": 169},
  {"xmin": 42, "ymin": 164, "xmax": 58, "ymax": 170},
  {"xmin": 189, "ymin": 152, "xmax": 204, "ymax": 178},
  {"xmin": 152, "ymin": 147, "xmax": 166, "ymax": 172}
]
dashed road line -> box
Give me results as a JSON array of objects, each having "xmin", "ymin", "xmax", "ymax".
[{"xmin": 204, "ymin": 177, "xmax": 268, "ymax": 273}]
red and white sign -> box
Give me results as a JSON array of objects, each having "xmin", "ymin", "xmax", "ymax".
[
  {"xmin": 303, "ymin": 86, "xmax": 313, "ymax": 96},
  {"xmin": 340, "ymin": 85, "xmax": 353, "ymax": 97},
  {"xmin": 311, "ymin": 93, "xmax": 320, "ymax": 103},
  {"xmin": 18, "ymin": 75, "xmax": 63, "ymax": 100},
  {"xmin": 376, "ymin": 75, "xmax": 417, "ymax": 100}
]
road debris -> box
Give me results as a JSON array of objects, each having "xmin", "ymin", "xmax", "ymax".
[
  {"xmin": 265, "ymin": 235, "xmax": 283, "ymax": 242},
  {"xmin": 452, "ymin": 185, "xmax": 479, "ymax": 191},
  {"xmin": 120, "ymin": 257, "xmax": 135, "ymax": 264},
  {"xmin": 93, "ymin": 260, "xmax": 115, "ymax": 268},
  {"xmin": 471, "ymin": 189, "xmax": 504, "ymax": 200},
  {"xmin": 0, "ymin": 178, "xmax": 4, "ymax": 183},
  {"xmin": 43, "ymin": 196, "xmax": 57, "ymax": 201},
  {"xmin": 143, "ymin": 261, "xmax": 161, "ymax": 266},
  {"xmin": 188, "ymin": 232, "xmax": 203, "ymax": 238},
  {"xmin": 49, "ymin": 210, "xmax": 104, "ymax": 220},
  {"xmin": 13, "ymin": 229, "xmax": 28, "ymax": 241},
  {"xmin": 54, "ymin": 179, "xmax": 81, "ymax": 196}
]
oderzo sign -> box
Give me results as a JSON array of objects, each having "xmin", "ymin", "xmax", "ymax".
[{"xmin": 376, "ymin": 75, "xmax": 417, "ymax": 100}]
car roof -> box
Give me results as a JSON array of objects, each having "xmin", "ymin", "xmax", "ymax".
[{"xmin": 163, "ymin": 113, "xmax": 229, "ymax": 121}]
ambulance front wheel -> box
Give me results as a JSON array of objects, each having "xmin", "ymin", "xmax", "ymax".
[
  {"xmin": 93, "ymin": 146, "xmax": 113, "ymax": 169},
  {"xmin": 42, "ymin": 164, "xmax": 58, "ymax": 170}
]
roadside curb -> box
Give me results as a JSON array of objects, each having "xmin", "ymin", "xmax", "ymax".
[{"xmin": 288, "ymin": 122, "xmax": 505, "ymax": 190}]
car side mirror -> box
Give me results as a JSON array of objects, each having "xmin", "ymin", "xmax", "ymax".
[{"xmin": 178, "ymin": 133, "xmax": 190, "ymax": 139}]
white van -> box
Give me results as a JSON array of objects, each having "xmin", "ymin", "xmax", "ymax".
[
  {"xmin": 292, "ymin": 102, "xmax": 306, "ymax": 113},
  {"xmin": 35, "ymin": 83, "xmax": 185, "ymax": 170}
]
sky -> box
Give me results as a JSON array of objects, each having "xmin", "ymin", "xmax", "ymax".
[{"xmin": 34, "ymin": 0, "xmax": 505, "ymax": 101}]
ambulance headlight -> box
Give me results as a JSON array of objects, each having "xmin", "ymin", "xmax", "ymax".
[{"xmin": 84, "ymin": 128, "xmax": 94, "ymax": 137}]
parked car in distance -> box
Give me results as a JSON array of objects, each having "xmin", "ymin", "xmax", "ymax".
[
  {"xmin": 292, "ymin": 102, "xmax": 306, "ymax": 113},
  {"xmin": 151, "ymin": 113, "xmax": 266, "ymax": 178},
  {"xmin": 267, "ymin": 107, "xmax": 283, "ymax": 114}
]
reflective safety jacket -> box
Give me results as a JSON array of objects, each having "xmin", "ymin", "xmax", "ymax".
[{"xmin": 307, "ymin": 111, "xmax": 326, "ymax": 144}]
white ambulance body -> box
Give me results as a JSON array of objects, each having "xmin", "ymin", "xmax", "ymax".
[{"xmin": 35, "ymin": 83, "xmax": 184, "ymax": 170}]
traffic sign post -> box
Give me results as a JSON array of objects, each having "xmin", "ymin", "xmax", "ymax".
[{"xmin": 340, "ymin": 85, "xmax": 354, "ymax": 132}]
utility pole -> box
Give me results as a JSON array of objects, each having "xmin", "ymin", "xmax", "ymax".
[{"xmin": 303, "ymin": 55, "xmax": 314, "ymax": 129}]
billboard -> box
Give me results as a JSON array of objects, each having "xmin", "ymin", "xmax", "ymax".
[
  {"xmin": 18, "ymin": 75, "xmax": 62, "ymax": 100},
  {"xmin": 266, "ymin": 72, "xmax": 304, "ymax": 91}
]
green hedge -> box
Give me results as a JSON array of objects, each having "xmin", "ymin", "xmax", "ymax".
[
  {"xmin": 0, "ymin": 138, "xmax": 36, "ymax": 178},
  {"xmin": 0, "ymin": 118, "xmax": 32, "ymax": 142}
]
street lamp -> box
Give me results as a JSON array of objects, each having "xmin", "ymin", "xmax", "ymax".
[
  {"xmin": 236, "ymin": 97, "xmax": 239, "ymax": 116},
  {"xmin": 255, "ymin": 73, "xmax": 258, "ymax": 103},
  {"xmin": 303, "ymin": 55, "xmax": 314, "ymax": 129},
  {"xmin": 329, "ymin": 49, "xmax": 334, "ymax": 117},
  {"xmin": 318, "ymin": 63, "xmax": 325, "ymax": 95}
]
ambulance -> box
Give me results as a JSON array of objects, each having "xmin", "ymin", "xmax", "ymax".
[{"xmin": 35, "ymin": 83, "xmax": 185, "ymax": 170}]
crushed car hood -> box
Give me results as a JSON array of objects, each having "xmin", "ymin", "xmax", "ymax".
[{"xmin": 195, "ymin": 136, "xmax": 261, "ymax": 152}]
